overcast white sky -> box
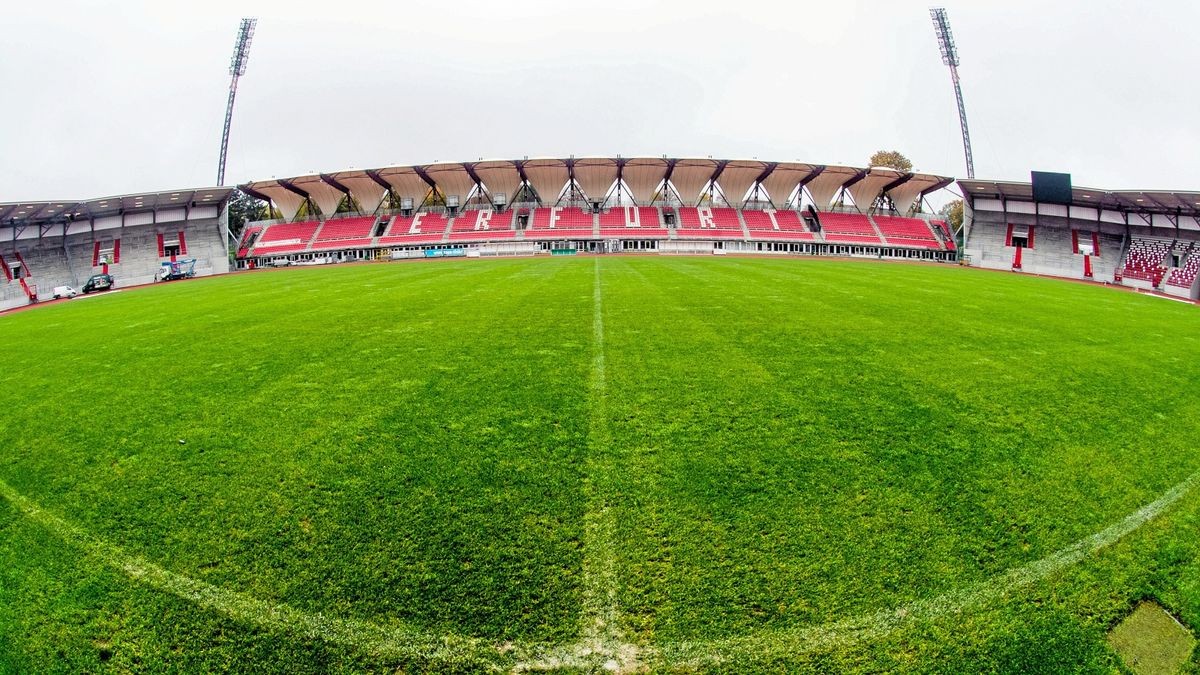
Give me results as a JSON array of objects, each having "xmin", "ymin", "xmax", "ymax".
[{"xmin": 3, "ymin": 0, "xmax": 1198, "ymax": 202}]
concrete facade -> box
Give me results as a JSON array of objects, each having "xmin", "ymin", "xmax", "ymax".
[{"xmin": 1, "ymin": 215, "xmax": 229, "ymax": 311}]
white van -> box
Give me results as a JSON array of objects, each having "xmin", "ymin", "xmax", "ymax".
[{"xmin": 52, "ymin": 285, "xmax": 78, "ymax": 299}]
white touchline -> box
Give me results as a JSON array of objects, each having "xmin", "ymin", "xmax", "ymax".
[
  {"xmin": 660, "ymin": 469, "xmax": 1200, "ymax": 666},
  {"xmin": 0, "ymin": 478, "xmax": 497, "ymax": 664},
  {"xmin": 2, "ymin": 465, "xmax": 1196, "ymax": 671},
  {"xmin": 572, "ymin": 257, "xmax": 638, "ymax": 671}
]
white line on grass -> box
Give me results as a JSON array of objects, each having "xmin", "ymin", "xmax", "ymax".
[
  {"xmin": 1, "ymin": 464, "xmax": 1196, "ymax": 671},
  {"xmin": 540, "ymin": 257, "xmax": 641, "ymax": 672},
  {"xmin": 659, "ymin": 469, "xmax": 1200, "ymax": 668},
  {"xmin": 0, "ymin": 478, "xmax": 500, "ymax": 666}
]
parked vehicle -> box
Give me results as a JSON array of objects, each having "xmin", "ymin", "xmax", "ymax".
[
  {"xmin": 82, "ymin": 274, "xmax": 114, "ymax": 294},
  {"xmin": 51, "ymin": 285, "xmax": 78, "ymax": 299},
  {"xmin": 158, "ymin": 259, "xmax": 196, "ymax": 281}
]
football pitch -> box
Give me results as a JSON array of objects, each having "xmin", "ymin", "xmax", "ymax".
[{"xmin": 1, "ymin": 256, "xmax": 1199, "ymax": 672}]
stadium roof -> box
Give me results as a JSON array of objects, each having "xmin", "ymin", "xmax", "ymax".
[
  {"xmin": 0, "ymin": 187, "xmax": 234, "ymax": 226},
  {"xmin": 960, "ymin": 179, "xmax": 1200, "ymax": 218},
  {"xmin": 243, "ymin": 158, "xmax": 955, "ymax": 221}
]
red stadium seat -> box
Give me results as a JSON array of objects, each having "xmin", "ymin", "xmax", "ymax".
[
  {"xmin": 378, "ymin": 213, "xmax": 451, "ymax": 245},
  {"xmin": 873, "ymin": 216, "xmax": 940, "ymax": 245},
  {"xmin": 1165, "ymin": 244, "xmax": 1199, "ymax": 288},
  {"xmin": 252, "ymin": 220, "xmax": 321, "ymax": 254},
  {"xmin": 598, "ymin": 206, "xmax": 667, "ymax": 238},
  {"xmin": 314, "ymin": 216, "xmax": 377, "ymax": 241},
  {"xmin": 524, "ymin": 207, "xmax": 595, "ymax": 239},
  {"xmin": 676, "ymin": 207, "xmax": 743, "ymax": 230},
  {"xmin": 1121, "ymin": 238, "xmax": 1171, "ymax": 285}
]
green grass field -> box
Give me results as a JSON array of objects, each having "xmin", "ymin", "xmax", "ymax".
[{"xmin": 2, "ymin": 256, "xmax": 1200, "ymax": 673}]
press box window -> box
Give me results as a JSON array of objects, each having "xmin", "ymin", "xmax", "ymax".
[{"xmin": 163, "ymin": 243, "xmax": 181, "ymax": 257}]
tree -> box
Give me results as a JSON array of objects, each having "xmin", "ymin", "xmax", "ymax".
[
  {"xmin": 226, "ymin": 189, "xmax": 267, "ymax": 240},
  {"xmin": 939, "ymin": 198, "xmax": 964, "ymax": 232},
  {"xmin": 869, "ymin": 150, "xmax": 913, "ymax": 172},
  {"xmin": 940, "ymin": 199, "xmax": 965, "ymax": 249}
]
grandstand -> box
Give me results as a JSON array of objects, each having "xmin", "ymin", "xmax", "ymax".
[
  {"xmin": 961, "ymin": 180, "xmax": 1200, "ymax": 299},
  {"xmin": 8, "ymin": 161, "xmax": 1200, "ymax": 313},
  {"xmin": 236, "ymin": 157, "xmax": 957, "ymax": 262},
  {"xmin": 0, "ymin": 189, "xmax": 233, "ymax": 311}
]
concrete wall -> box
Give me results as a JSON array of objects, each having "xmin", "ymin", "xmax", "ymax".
[
  {"xmin": 0, "ymin": 218, "xmax": 228, "ymax": 311},
  {"xmin": 965, "ymin": 209, "xmax": 1125, "ymax": 282}
]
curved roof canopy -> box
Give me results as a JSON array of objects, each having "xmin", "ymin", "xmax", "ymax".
[
  {"xmin": 760, "ymin": 162, "xmax": 819, "ymax": 208},
  {"xmin": 522, "ymin": 158, "xmax": 570, "ymax": 204},
  {"xmin": 620, "ymin": 157, "xmax": 669, "ymax": 204},
  {"xmin": 238, "ymin": 158, "xmax": 953, "ymax": 221},
  {"xmin": 572, "ymin": 158, "xmax": 619, "ymax": 204},
  {"xmin": 715, "ymin": 160, "xmax": 766, "ymax": 207},
  {"xmin": 670, "ymin": 158, "xmax": 719, "ymax": 205},
  {"xmin": 424, "ymin": 162, "xmax": 477, "ymax": 204},
  {"xmin": 473, "ymin": 159, "xmax": 523, "ymax": 204}
]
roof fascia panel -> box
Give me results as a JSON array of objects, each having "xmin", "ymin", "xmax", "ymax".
[
  {"xmin": 522, "ymin": 159, "xmax": 570, "ymax": 205},
  {"xmin": 670, "ymin": 159, "xmax": 719, "ymax": 206},
  {"xmin": 716, "ymin": 160, "xmax": 766, "ymax": 207},
  {"xmin": 425, "ymin": 163, "xmax": 478, "ymax": 205},
  {"xmin": 620, "ymin": 157, "xmax": 668, "ymax": 205},
  {"xmin": 473, "ymin": 160, "xmax": 523, "ymax": 205},
  {"xmin": 572, "ymin": 158, "xmax": 619, "ymax": 204}
]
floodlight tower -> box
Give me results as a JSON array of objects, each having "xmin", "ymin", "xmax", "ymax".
[
  {"xmin": 217, "ymin": 18, "xmax": 257, "ymax": 186},
  {"xmin": 930, "ymin": 8, "xmax": 975, "ymax": 179}
]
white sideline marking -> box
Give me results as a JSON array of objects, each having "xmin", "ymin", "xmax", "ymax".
[
  {"xmin": 661, "ymin": 469, "xmax": 1200, "ymax": 667},
  {"xmin": 1, "ymin": 466, "xmax": 1196, "ymax": 671},
  {"xmin": 0, "ymin": 478, "xmax": 497, "ymax": 665},
  {"xmin": 554, "ymin": 257, "xmax": 641, "ymax": 672}
]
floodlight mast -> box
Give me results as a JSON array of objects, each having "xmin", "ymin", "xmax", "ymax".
[
  {"xmin": 930, "ymin": 8, "xmax": 975, "ymax": 179},
  {"xmin": 217, "ymin": 18, "xmax": 257, "ymax": 186}
]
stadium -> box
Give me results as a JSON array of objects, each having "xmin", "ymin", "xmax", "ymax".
[{"xmin": 3, "ymin": 5, "xmax": 1200, "ymax": 675}]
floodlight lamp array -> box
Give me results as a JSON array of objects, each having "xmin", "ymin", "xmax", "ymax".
[{"xmin": 929, "ymin": 8, "xmax": 959, "ymax": 67}]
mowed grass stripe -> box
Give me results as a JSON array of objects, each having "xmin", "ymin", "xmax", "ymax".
[
  {"xmin": 0, "ymin": 476, "xmax": 504, "ymax": 665},
  {"xmin": 598, "ymin": 257, "xmax": 1200, "ymax": 642},
  {"xmin": 657, "ymin": 467, "xmax": 1200, "ymax": 667},
  {"xmin": 579, "ymin": 258, "xmax": 628, "ymax": 652},
  {"xmin": 2, "ymin": 257, "xmax": 1200, "ymax": 672},
  {"xmin": 680, "ymin": 257, "xmax": 1200, "ymax": 553},
  {"xmin": 598, "ymin": 259, "xmax": 975, "ymax": 640},
  {"xmin": 0, "ymin": 259, "xmax": 595, "ymax": 642}
]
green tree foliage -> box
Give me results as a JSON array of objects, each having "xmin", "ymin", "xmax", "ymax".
[
  {"xmin": 940, "ymin": 199, "xmax": 964, "ymax": 232},
  {"xmin": 226, "ymin": 190, "xmax": 267, "ymax": 239},
  {"xmin": 869, "ymin": 150, "xmax": 914, "ymax": 172}
]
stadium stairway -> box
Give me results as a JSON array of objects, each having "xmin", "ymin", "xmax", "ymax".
[{"xmin": 738, "ymin": 210, "xmax": 752, "ymax": 240}]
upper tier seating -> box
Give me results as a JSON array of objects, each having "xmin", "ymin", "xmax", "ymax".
[
  {"xmin": 817, "ymin": 212, "xmax": 882, "ymax": 244},
  {"xmin": 742, "ymin": 209, "xmax": 815, "ymax": 240},
  {"xmin": 1121, "ymin": 238, "xmax": 1171, "ymax": 284},
  {"xmin": 932, "ymin": 220, "xmax": 956, "ymax": 251},
  {"xmin": 256, "ymin": 220, "xmax": 321, "ymax": 246},
  {"xmin": 874, "ymin": 216, "xmax": 938, "ymax": 241},
  {"xmin": 237, "ymin": 226, "xmax": 263, "ymax": 258},
  {"xmin": 448, "ymin": 210, "xmax": 517, "ymax": 241},
  {"xmin": 525, "ymin": 207, "xmax": 594, "ymax": 238},
  {"xmin": 314, "ymin": 216, "xmax": 376, "ymax": 241},
  {"xmin": 675, "ymin": 207, "xmax": 745, "ymax": 239},
  {"xmin": 598, "ymin": 206, "xmax": 666, "ymax": 238},
  {"xmin": 1166, "ymin": 246, "xmax": 1200, "ymax": 288},
  {"xmin": 378, "ymin": 213, "xmax": 450, "ymax": 244}
]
